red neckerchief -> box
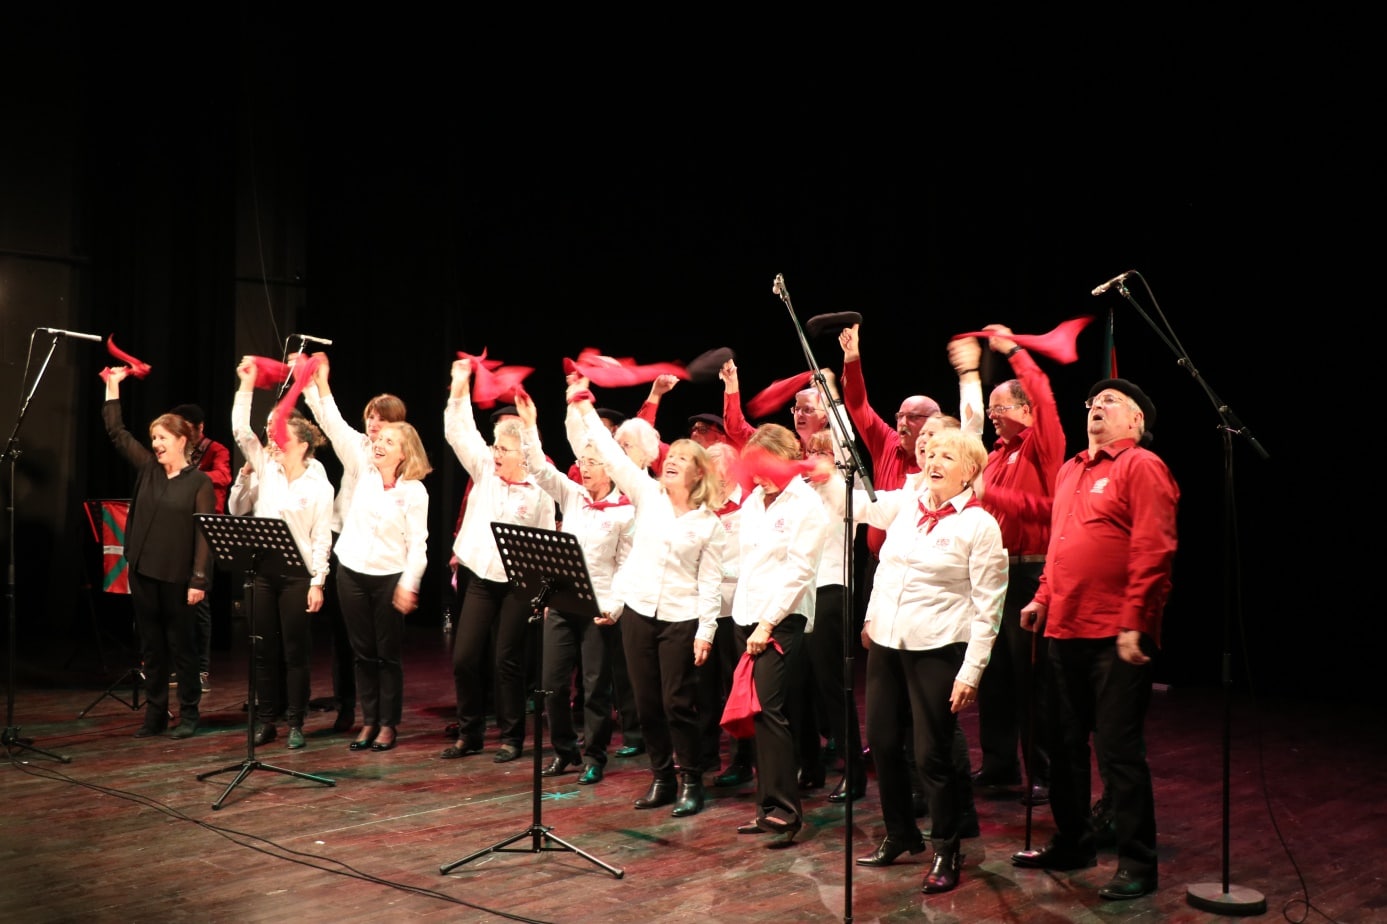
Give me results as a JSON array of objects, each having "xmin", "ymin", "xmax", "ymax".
[
  {"xmin": 585, "ymin": 494, "xmax": 631, "ymax": 512},
  {"xmin": 917, "ymin": 496, "xmax": 981, "ymax": 532}
]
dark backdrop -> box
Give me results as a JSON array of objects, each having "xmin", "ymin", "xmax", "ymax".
[{"xmin": 2, "ymin": 11, "xmax": 1341, "ymax": 702}]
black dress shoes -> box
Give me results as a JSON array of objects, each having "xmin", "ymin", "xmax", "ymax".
[
  {"xmin": 252, "ymin": 723, "xmax": 277, "ymax": 746},
  {"xmin": 971, "ymin": 766, "xmax": 1022, "ymax": 789},
  {"xmin": 134, "ymin": 722, "xmax": 165, "ymax": 738},
  {"xmin": 441, "ymin": 737, "xmax": 483, "ymax": 759},
  {"xmin": 797, "ymin": 766, "xmax": 826, "ymax": 790},
  {"xmin": 578, "ymin": 764, "xmax": 604, "ymax": 784},
  {"xmin": 921, "ymin": 849, "xmax": 963, "ymax": 894},
  {"xmin": 737, "ymin": 819, "xmax": 767, "ymax": 834},
  {"xmin": 670, "ymin": 775, "xmax": 705, "ymax": 817},
  {"xmin": 170, "ymin": 717, "xmax": 199, "ymax": 740},
  {"xmin": 493, "ymin": 744, "xmax": 522, "ymax": 763},
  {"xmin": 857, "ymin": 835, "xmax": 926, "ymax": 867},
  {"xmin": 349, "ymin": 727, "xmax": 379, "ymax": 751},
  {"xmin": 713, "ymin": 762, "xmax": 753, "ymax": 787},
  {"xmin": 1021, "ymin": 782, "xmax": 1050, "ymax": 806},
  {"xmin": 614, "ymin": 743, "xmax": 645, "ymax": 758},
  {"xmin": 633, "ymin": 776, "xmax": 676, "ymax": 809},
  {"xmin": 1012, "ymin": 841, "xmax": 1098, "ymax": 870},
  {"xmin": 542, "ymin": 753, "xmax": 581, "ymax": 777},
  {"xmin": 370, "ymin": 728, "xmax": 397, "ymax": 751},
  {"xmin": 1098, "ymin": 868, "xmax": 1157, "ymax": 900},
  {"xmin": 826, "ymin": 774, "xmax": 866, "ymax": 803}
]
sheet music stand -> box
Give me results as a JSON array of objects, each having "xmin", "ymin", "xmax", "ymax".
[
  {"xmin": 439, "ymin": 523, "xmax": 623, "ymax": 878},
  {"xmin": 193, "ymin": 514, "xmax": 335, "ymax": 809}
]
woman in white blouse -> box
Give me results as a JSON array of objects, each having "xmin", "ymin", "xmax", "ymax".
[
  {"xmin": 231, "ymin": 359, "xmax": 336, "ymax": 749},
  {"xmin": 443, "ymin": 358, "xmax": 555, "ymax": 764},
  {"xmin": 317, "ymin": 384, "xmax": 430, "ymax": 754},
  {"xmin": 854, "ymin": 427, "xmax": 1007, "ymax": 895},
  {"xmin": 571, "ymin": 375, "xmax": 724, "ymax": 819}
]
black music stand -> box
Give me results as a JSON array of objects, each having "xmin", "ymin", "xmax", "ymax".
[
  {"xmin": 193, "ymin": 514, "xmax": 335, "ymax": 810},
  {"xmin": 439, "ymin": 523, "xmax": 623, "ymax": 879}
]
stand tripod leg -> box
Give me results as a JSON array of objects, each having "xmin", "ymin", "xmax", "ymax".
[
  {"xmin": 439, "ymin": 599, "xmax": 622, "ymax": 879},
  {"xmin": 77, "ymin": 666, "xmax": 145, "ymax": 718},
  {"xmin": 198, "ymin": 758, "xmax": 336, "ymax": 811},
  {"xmin": 2, "ymin": 727, "xmax": 72, "ymax": 763}
]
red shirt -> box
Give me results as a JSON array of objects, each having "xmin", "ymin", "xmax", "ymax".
[
  {"xmin": 980, "ymin": 350, "xmax": 1065, "ymax": 557},
  {"xmin": 840, "ymin": 357, "xmax": 914, "ymax": 559},
  {"xmin": 1033, "ymin": 439, "xmax": 1179, "ymax": 645}
]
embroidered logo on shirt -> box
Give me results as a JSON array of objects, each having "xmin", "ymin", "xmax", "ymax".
[{"xmin": 1090, "ymin": 477, "xmax": 1110, "ymax": 494}]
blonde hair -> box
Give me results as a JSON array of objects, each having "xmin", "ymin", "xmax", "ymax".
[
  {"xmin": 667, "ymin": 438, "xmax": 715, "ymax": 510},
  {"xmin": 382, "ymin": 422, "xmax": 432, "ymax": 482},
  {"xmin": 923, "ymin": 428, "xmax": 988, "ymax": 484}
]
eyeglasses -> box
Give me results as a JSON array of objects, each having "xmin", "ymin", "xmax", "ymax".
[
  {"xmin": 790, "ymin": 406, "xmax": 819, "ymax": 416},
  {"xmin": 895, "ymin": 412, "xmax": 933, "ymax": 422},
  {"xmin": 577, "ymin": 457, "xmax": 604, "ymax": 468},
  {"xmin": 690, "ymin": 423, "xmax": 719, "ymax": 434},
  {"xmin": 986, "ymin": 404, "xmax": 1025, "ymax": 416},
  {"xmin": 492, "ymin": 444, "xmax": 522, "ymax": 455},
  {"xmin": 1084, "ymin": 394, "xmax": 1131, "ymax": 411}
]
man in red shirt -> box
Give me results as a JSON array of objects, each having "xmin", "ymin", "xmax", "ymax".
[
  {"xmin": 1010, "ymin": 378, "xmax": 1178, "ymax": 902},
  {"xmin": 949, "ymin": 327, "xmax": 1065, "ymax": 807}
]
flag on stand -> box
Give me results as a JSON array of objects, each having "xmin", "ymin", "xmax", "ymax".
[
  {"xmin": 99, "ymin": 500, "xmax": 130, "ymax": 594},
  {"xmin": 1103, "ymin": 308, "xmax": 1119, "ymax": 377}
]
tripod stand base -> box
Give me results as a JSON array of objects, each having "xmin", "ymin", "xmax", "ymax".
[
  {"xmin": 439, "ymin": 823, "xmax": 624, "ymax": 878},
  {"xmin": 197, "ymin": 758, "xmax": 335, "ymax": 810},
  {"xmin": 77, "ymin": 667, "xmax": 145, "ymax": 717},
  {"xmin": 1185, "ymin": 882, "xmax": 1267, "ymax": 915},
  {"xmin": 2, "ymin": 726, "xmax": 71, "ymax": 763}
]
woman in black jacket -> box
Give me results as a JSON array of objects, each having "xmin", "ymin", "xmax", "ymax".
[{"xmin": 103, "ymin": 366, "xmax": 215, "ymax": 739}]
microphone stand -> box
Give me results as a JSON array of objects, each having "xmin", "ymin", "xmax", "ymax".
[
  {"xmin": 2, "ymin": 331, "xmax": 73, "ymax": 762},
  {"xmin": 1106, "ymin": 273, "xmax": 1268, "ymax": 915},
  {"xmin": 772, "ymin": 275, "xmax": 873, "ymax": 924}
]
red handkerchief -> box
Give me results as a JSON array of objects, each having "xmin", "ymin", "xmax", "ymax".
[
  {"xmin": 950, "ymin": 316, "xmax": 1094, "ymax": 365},
  {"xmin": 746, "ymin": 371, "xmax": 815, "ymax": 420},
  {"xmin": 563, "ymin": 347, "xmax": 689, "ymax": 388}
]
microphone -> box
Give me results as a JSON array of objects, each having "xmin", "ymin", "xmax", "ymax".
[
  {"xmin": 39, "ymin": 327, "xmax": 103, "ymax": 342},
  {"xmin": 1090, "ymin": 272, "xmax": 1131, "ymax": 297},
  {"xmin": 291, "ymin": 333, "xmax": 334, "ymax": 346},
  {"xmin": 772, "ymin": 274, "xmax": 786, "ymax": 296}
]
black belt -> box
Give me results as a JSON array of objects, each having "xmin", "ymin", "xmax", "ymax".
[{"xmin": 1009, "ymin": 554, "xmax": 1045, "ymax": 565}]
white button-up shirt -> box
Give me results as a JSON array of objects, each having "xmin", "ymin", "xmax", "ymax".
[
  {"xmin": 731, "ymin": 474, "xmax": 830, "ymax": 633},
  {"xmin": 445, "ymin": 398, "xmax": 555, "ymax": 583},
  {"xmin": 580, "ymin": 406, "xmax": 724, "ymax": 643},
  {"xmin": 854, "ymin": 483, "xmax": 1008, "ymax": 689}
]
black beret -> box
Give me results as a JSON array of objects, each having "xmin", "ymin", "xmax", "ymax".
[
  {"xmin": 687, "ymin": 347, "xmax": 735, "ymax": 385},
  {"xmin": 1088, "ymin": 378, "xmax": 1156, "ymax": 444},
  {"xmin": 688, "ymin": 413, "xmax": 725, "ymax": 431},
  {"xmin": 489, "ymin": 405, "xmax": 519, "ymax": 425},
  {"xmin": 169, "ymin": 403, "xmax": 205, "ymax": 426},
  {"xmin": 595, "ymin": 407, "xmax": 627, "ymax": 426}
]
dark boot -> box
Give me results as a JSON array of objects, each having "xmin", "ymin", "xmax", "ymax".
[
  {"xmin": 633, "ymin": 774, "xmax": 676, "ymax": 809},
  {"xmin": 922, "ymin": 846, "xmax": 963, "ymax": 894},
  {"xmin": 671, "ymin": 771, "xmax": 705, "ymax": 817}
]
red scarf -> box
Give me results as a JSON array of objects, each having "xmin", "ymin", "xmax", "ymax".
[
  {"xmin": 917, "ymin": 496, "xmax": 981, "ymax": 532},
  {"xmin": 585, "ymin": 495, "xmax": 631, "ymax": 512}
]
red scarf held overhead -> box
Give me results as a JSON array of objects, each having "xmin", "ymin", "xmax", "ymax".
[{"xmin": 917, "ymin": 496, "xmax": 981, "ymax": 532}]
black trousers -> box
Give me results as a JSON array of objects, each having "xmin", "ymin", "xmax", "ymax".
[
  {"xmin": 250, "ymin": 570, "xmax": 314, "ymax": 728},
  {"xmin": 803, "ymin": 584, "xmax": 864, "ymax": 776},
  {"xmin": 1045, "ymin": 635, "xmax": 1158, "ymax": 875},
  {"xmin": 129, "ymin": 571, "xmax": 202, "ymax": 721},
  {"xmin": 976, "ymin": 560, "xmax": 1049, "ymax": 783},
  {"xmin": 543, "ymin": 608, "xmax": 614, "ymax": 766},
  {"xmin": 865, "ymin": 640, "xmax": 967, "ymax": 852},
  {"xmin": 620, "ymin": 609, "xmax": 700, "ymax": 779},
  {"xmin": 736, "ymin": 615, "xmax": 807, "ymax": 829},
  {"xmin": 452, "ymin": 575, "xmax": 531, "ymax": 748},
  {"xmin": 337, "ymin": 566, "xmax": 405, "ymax": 728}
]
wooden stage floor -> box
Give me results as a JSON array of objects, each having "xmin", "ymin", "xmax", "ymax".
[{"xmin": 1, "ymin": 621, "xmax": 1381, "ymax": 923}]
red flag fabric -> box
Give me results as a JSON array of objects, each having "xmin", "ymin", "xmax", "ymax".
[
  {"xmin": 746, "ymin": 371, "xmax": 815, "ymax": 419},
  {"xmin": 104, "ymin": 336, "xmax": 152, "ymax": 378},
  {"xmin": 270, "ymin": 354, "xmax": 320, "ymax": 450},
  {"xmin": 728, "ymin": 443, "xmax": 821, "ymax": 494},
  {"xmin": 950, "ymin": 316, "xmax": 1094, "ymax": 365},
  {"xmin": 458, "ymin": 349, "xmax": 534, "ymax": 409},
  {"xmin": 563, "ymin": 347, "xmax": 689, "ymax": 388}
]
